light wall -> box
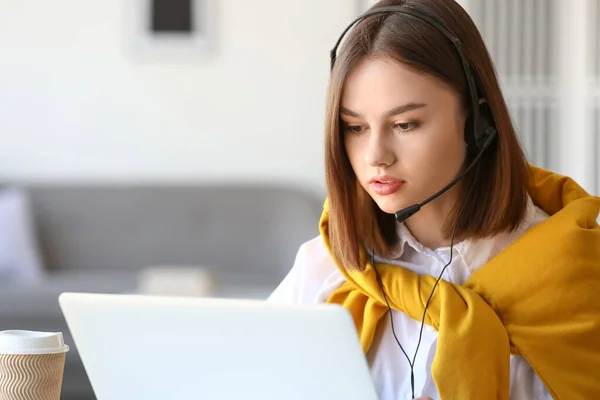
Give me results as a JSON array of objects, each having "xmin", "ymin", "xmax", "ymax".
[
  {"xmin": 0, "ymin": 0, "xmax": 357, "ymax": 194},
  {"xmin": 1, "ymin": 0, "xmax": 597, "ymax": 200}
]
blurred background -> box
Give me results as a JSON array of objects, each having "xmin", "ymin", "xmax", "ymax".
[{"xmin": 0, "ymin": 0, "xmax": 598, "ymax": 398}]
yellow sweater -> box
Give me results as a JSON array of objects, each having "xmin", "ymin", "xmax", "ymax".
[{"xmin": 322, "ymin": 166, "xmax": 600, "ymax": 399}]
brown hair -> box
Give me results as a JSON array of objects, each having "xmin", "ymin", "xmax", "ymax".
[{"xmin": 324, "ymin": 0, "xmax": 530, "ymax": 270}]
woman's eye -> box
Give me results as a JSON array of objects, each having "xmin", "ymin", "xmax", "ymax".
[
  {"xmin": 394, "ymin": 122, "xmax": 419, "ymax": 131},
  {"xmin": 343, "ymin": 125, "xmax": 366, "ymax": 134}
]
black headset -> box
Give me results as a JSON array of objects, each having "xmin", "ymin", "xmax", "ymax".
[
  {"xmin": 329, "ymin": 6, "xmax": 498, "ymax": 399},
  {"xmin": 330, "ymin": 5, "xmax": 497, "ymax": 156}
]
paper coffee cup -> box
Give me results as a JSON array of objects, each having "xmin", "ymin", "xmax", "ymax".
[{"xmin": 0, "ymin": 330, "xmax": 69, "ymax": 400}]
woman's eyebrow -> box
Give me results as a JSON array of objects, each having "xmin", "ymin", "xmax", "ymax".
[{"xmin": 339, "ymin": 102, "xmax": 427, "ymax": 118}]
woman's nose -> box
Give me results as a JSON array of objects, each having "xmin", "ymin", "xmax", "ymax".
[{"xmin": 365, "ymin": 127, "xmax": 395, "ymax": 167}]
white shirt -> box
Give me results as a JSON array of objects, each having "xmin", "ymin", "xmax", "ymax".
[{"xmin": 268, "ymin": 197, "xmax": 552, "ymax": 400}]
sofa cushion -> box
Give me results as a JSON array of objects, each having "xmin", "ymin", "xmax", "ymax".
[
  {"xmin": 0, "ymin": 270, "xmax": 138, "ymax": 318},
  {"xmin": 0, "ymin": 186, "xmax": 44, "ymax": 283},
  {"xmin": 0, "ymin": 269, "xmax": 275, "ymax": 320},
  {"xmin": 26, "ymin": 184, "xmax": 323, "ymax": 284}
]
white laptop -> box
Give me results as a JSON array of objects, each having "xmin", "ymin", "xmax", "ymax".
[{"xmin": 59, "ymin": 292, "xmax": 378, "ymax": 400}]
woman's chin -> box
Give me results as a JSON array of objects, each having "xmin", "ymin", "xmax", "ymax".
[{"xmin": 372, "ymin": 196, "xmax": 410, "ymax": 216}]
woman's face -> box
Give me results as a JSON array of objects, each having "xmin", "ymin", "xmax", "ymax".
[{"xmin": 341, "ymin": 57, "xmax": 468, "ymax": 215}]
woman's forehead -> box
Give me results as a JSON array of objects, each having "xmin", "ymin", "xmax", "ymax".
[{"xmin": 340, "ymin": 57, "xmax": 460, "ymax": 114}]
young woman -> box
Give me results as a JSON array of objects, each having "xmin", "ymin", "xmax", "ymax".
[{"xmin": 269, "ymin": 0, "xmax": 600, "ymax": 399}]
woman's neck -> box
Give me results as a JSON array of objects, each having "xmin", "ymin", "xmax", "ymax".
[
  {"xmin": 404, "ymin": 212, "xmax": 451, "ymax": 250},
  {"xmin": 403, "ymin": 185, "xmax": 462, "ymax": 250}
]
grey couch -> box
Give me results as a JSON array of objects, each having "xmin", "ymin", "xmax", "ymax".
[{"xmin": 0, "ymin": 183, "xmax": 323, "ymax": 399}]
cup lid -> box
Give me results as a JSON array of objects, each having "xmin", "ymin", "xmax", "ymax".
[{"xmin": 0, "ymin": 330, "xmax": 69, "ymax": 355}]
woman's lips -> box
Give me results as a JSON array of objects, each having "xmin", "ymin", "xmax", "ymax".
[{"xmin": 370, "ymin": 177, "xmax": 405, "ymax": 195}]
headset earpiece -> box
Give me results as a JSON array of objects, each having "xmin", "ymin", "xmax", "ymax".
[{"xmin": 465, "ymin": 101, "xmax": 497, "ymax": 153}]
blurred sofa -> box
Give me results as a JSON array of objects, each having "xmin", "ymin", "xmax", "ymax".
[{"xmin": 0, "ymin": 183, "xmax": 323, "ymax": 399}]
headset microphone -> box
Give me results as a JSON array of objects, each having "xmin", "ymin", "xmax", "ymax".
[{"xmin": 394, "ymin": 129, "xmax": 496, "ymax": 224}]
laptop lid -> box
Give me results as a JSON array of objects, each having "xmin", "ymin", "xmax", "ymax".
[{"xmin": 59, "ymin": 292, "xmax": 378, "ymax": 400}]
